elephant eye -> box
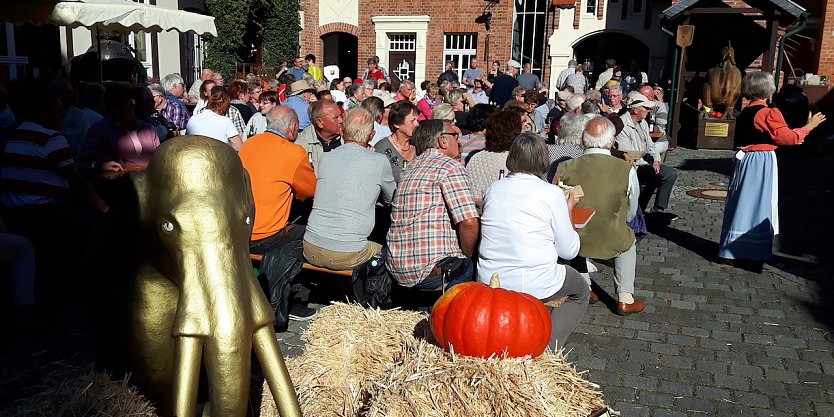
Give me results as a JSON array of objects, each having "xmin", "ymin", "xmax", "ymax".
[
  {"xmin": 161, "ymin": 221, "xmax": 174, "ymax": 232},
  {"xmin": 245, "ymin": 216, "xmax": 251, "ymax": 225}
]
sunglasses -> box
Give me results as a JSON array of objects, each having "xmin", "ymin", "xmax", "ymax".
[{"xmin": 442, "ymin": 132, "xmax": 460, "ymax": 139}]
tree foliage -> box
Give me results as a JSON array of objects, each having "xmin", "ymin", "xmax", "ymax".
[
  {"xmin": 259, "ymin": 0, "xmax": 300, "ymax": 68},
  {"xmin": 204, "ymin": 0, "xmax": 299, "ymax": 78}
]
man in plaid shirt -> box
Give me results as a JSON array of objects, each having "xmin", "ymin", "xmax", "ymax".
[
  {"xmin": 160, "ymin": 73, "xmax": 191, "ymax": 130},
  {"xmin": 386, "ymin": 119, "xmax": 480, "ymax": 290}
]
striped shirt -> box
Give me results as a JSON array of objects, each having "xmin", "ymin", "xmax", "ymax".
[
  {"xmin": 1, "ymin": 122, "xmax": 74, "ymax": 207},
  {"xmin": 386, "ymin": 148, "xmax": 479, "ymax": 287}
]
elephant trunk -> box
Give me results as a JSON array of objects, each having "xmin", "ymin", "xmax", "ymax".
[{"xmin": 172, "ymin": 245, "xmax": 260, "ymax": 416}]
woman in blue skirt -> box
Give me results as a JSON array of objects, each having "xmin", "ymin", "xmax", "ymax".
[{"xmin": 718, "ymin": 71, "xmax": 826, "ymax": 266}]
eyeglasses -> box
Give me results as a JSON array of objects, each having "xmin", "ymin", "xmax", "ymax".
[{"xmin": 442, "ymin": 132, "xmax": 460, "ymax": 139}]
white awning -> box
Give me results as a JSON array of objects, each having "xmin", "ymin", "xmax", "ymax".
[{"xmin": 6, "ymin": 0, "xmax": 217, "ymax": 37}]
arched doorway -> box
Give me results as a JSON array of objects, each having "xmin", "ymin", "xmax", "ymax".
[
  {"xmin": 322, "ymin": 32, "xmax": 358, "ymax": 81},
  {"xmin": 572, "ymin": 32, "xmax": 650, "ymax": 87}
]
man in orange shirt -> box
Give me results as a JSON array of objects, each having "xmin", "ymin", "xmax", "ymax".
[{"xmin": 239, "ymin": 106, "xmax": 316, "ymax": 331}]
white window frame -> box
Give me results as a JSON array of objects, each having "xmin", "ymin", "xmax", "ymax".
[
  {"xmin": 585, "ymin": 0, "xmax": 598, "ymax": 15},
  {"xmin": 512, "ymin": 0, "xmax": 547, "ymax": 74},
  {"xmin": 1, "ymin": 23, "xmax": 27, "ymax": 81},
  {"xmin": 126, "ymin": 0, "xmax": 154, "ymax": 78},
  {"xmin": 443, "ymin": 33, "xmax": 477, "ymax": 81},
  {"xmin": 373, "ymin": 16, "xmax": 431, "ymax": 84},
  {"xmin": 389, "ymin": 33, "xmax": 417, "ymax": 52}
]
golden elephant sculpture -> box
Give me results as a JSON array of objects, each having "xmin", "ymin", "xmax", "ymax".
[
  {"xmin": 701, "ymin": 44, "xmax": 743, "ymax": 115},
  {"xmin": 126, "ymin": 136, "xmax": 301, "ymax": 417}
]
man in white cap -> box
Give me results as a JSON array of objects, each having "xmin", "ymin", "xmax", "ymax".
[
  {"xmin": 282, "ymin": 80, "xmax": 316, "ymax": 130},
  {"xmin": 615, "ymin": 91, "xmax": 679, "ymax": 220},
  {"xmin": 489, "ymin": 59, "xmax": 521, "ymax": 107}
]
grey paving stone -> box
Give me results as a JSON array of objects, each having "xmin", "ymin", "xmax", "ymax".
[
  {"xmin": 674, "ymin": 396, "xmax": 715, "ymax": 414},
  {"xmin": 733, "ymin": 390, "xmax": 772, "ymax": 407},
  {"xmin": 729, "ymin": 363, "xmax": 765, "ymax": 379},
  {"xmin": 764, "ymin": 345, "xmax": 801, "ymax": 359}
]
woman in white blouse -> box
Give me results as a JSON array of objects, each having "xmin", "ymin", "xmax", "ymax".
[
  {"xmin": 185, "ymin": 86, "xmax": 243, "ymax": 150},
  {"xmin": 477, "ymin": 133, "xmax": 588, "ymax": 350}
]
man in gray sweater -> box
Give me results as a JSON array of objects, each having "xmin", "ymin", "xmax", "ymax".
[{"xmin": 302, "ymin": 107, "xmax": 396, "ymax": 270}]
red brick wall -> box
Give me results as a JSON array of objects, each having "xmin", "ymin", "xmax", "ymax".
[
  {"xmin": 299, "ymin": 0, "xmax": 322, "ymax": 63},
  {"xmin": 297, "ymin": 0, "xmax": 516, "ymax": 84},
  {"xmin": 817, "ymin": 0, "xmax": 834, "ymax": 78}
]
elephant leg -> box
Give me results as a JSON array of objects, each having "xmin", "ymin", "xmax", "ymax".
[
  {"xmin": 173, "ymin": 336, "xmax": 203, "ymax": 417},
  {"xmin": 253, "ymin": 326, "xmax": 302, "ymax": 417},
  {"xmin": 203, "ymin": 337, "xmax": 252, "ymax": 416}
]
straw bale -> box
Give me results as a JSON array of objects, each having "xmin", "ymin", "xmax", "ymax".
[
  {"xmin": 14, "ymin": 372, "xmax": 156, "ymax": 417},
  {"xmin": 261, "ymin": 303, "xmax": 605, "ymax": 417}
]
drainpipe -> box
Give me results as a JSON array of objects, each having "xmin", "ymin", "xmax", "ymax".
[
  {"xmin": 660, "ymin": 24, "xmax": 678, "ymax": 136},
  {"xmin": 774, "ymin": 12, "xmax": 809, "ymax": 88}
]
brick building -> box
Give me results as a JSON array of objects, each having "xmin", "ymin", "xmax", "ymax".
[{"xmin": 298, "ymin": 0, "xmax": 668, "ymax": 93}]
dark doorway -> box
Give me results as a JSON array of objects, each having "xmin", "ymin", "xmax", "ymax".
[
  {"xmin": 322, "ymin": 32, "xmax": 358, "ymax": 81},
  {"xmin": 573, "ymin": 32, "xmax": 650, "ymax": 87}
]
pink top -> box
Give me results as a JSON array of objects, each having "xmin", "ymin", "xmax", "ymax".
[
  {"xmin": 417, "ymin": 96, "xmax": 438, "ymax": 121},
  {"xmin": 751, "ymin": 99, "xmax": 809, "ymax": 146},
  {"xmin": 86, "ymin": 116, "xmax": 161, "ymax": 166}
]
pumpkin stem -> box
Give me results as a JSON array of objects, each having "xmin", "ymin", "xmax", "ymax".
[{"xmin": 489, "ymin": 273, "xmax": 501, "ymax": 289}]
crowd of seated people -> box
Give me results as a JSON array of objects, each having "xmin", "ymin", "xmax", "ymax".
[{"xmin": 1, "ymin": 54, "xmax": 690, "ymax": 351}]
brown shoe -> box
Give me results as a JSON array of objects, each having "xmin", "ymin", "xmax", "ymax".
[
  {"xmin": 588, "ymin": 290, "xmax": 599, "ymax": 304},
  {"xmin": 615, "ymin": 298, "xmax": 645, "ymax": 316}
]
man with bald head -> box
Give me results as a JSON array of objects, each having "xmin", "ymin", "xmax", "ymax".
[
  {"xmin": 188, "ymin": 68, "xmax": 213, "ymax": 102},
  {"xmin": 303, "ymin": 108, "xmax": 395, "ymax": 273},
  {"xmin": 239, "ymin": 106, "xmax": 317, "ymax": 330},
  {"xmin": 556, "ymin": 115, "xmax": 644, "ymax": 315},
  {"xmin": 637, "ymin": 85, "xmax": 669, "ymax": 154},
  {"xmin": 297, "ymin": 99, "xmax": 344, "ymax": 174}
]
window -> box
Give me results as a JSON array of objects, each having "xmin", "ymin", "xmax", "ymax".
[
  {"xmin": 125, "ymin": 0, "xmax": 154, "ymax": 78},
  {"xmin": 389, "ymin": 34, "xmax": 416, "ymax": 52},
  {"xmin": 585, "ymin": 0, "xmax": 598, "ymax": 15},
  {"xmin": 443, "ymin": 33, "xmax": 477, "ymax": 81},
  {"xmin": 389, "ymin": 33, "xmax": 417, "ymax": 82},
  {"xmin": 512, "ymin": 0, "xmax": 547, "ymax": 76},
  {"xmin": 632, "ymin": 0, "xmax": 643, "ymax": 13}
]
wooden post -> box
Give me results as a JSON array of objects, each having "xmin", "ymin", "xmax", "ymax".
[
  {"xmin": 669, "ymin": 19, "xmax": 692, "ymax": 149},
  {"xmin": 762, "ymin": 13, "xmax": 779, "ymax": 72}
]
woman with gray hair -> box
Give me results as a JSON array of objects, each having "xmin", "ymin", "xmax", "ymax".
[
  {"xmin": 477, "ymin": 132, "xmax": 587, "ymax": 350},
  {"xmin": 544, "ymin": 113, "xmax": 588, "ymax": 182},
  {"xmin": 718, "ymin": 71, "xmax": 826, "ymax": 267}
]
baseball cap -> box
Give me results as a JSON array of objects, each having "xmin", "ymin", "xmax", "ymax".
[
  {"xmin": 625, "ymin": 91, "xmax": 656, "ymax": 109},
  {"xmin": 507, "ymin": 60, "xmax": 522, "ymax": 69}
]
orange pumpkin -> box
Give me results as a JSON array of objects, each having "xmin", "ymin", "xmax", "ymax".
[{"xmin": 430, "ymin": 273, "xmax": 552, "ymax": 358}]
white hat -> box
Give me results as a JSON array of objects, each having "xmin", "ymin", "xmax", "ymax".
[
  {"xmin": 625, "ymin": 91, "xmax": 656, "ymax": 109},
  {"xmin": 507, "ymin": 60, "xmax": 522, "ymax": 69},
  {"xmin": 372, "ymin": 90, "xmax": 398, "ymax": 107}
]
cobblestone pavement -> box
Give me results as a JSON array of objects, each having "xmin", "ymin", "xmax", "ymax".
[
  {"xmin": 278, "ymin": 146, "xmax": 834, "ymax": 417},
  {"xmin": 2, "ymin": 147, "xmax": 832, "ymax": 417}
]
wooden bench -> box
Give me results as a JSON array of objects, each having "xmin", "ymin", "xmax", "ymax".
[{"xmin": 249, "ymin": 254, "xmax": 353, "ymax": 277}]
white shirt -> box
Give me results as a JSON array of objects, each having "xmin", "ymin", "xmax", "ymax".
[
  {"xmin": 185, "ymin": 110, "xmax": 238, "ymax": 145},
  {"xmin": 477, "ymin": 173, "xmax": 581, "ymax": 299},
  {"xmin": 471, "ymin": 90, "xmax": 489, "ymax": 105},
  {"xmin": 556, "ymin": 66, "xmax": 575, "ymax": 90},
  {"xmin": 244, "ymin": 112, "xmax": 267, "ymax": 141},
  {"xmin": 330, "ymin": 90, "xmax": 347, "ymax": 104},
  {"xmin": 583, "ymin": 148, "xmax": 640, "ymax": 222},
  {"xmin": 616, "ymin": 113, "xmax": 659, "ymax": 163},
  {"xmin": 371, "ymin": 121, "xmax": 391, "ymax": 146}
]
